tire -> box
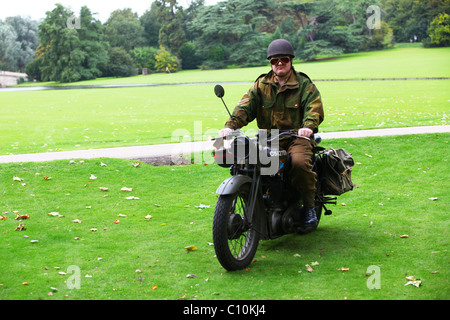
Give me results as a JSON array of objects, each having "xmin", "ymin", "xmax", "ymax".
[{"xmin": 213, "ymin": 183, "xmax": 260, "ymax": 271}]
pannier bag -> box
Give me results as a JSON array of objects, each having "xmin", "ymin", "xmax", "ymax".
[{"xmin": 321, "ymin": 148, "xmax": 355, "ymax": 195}]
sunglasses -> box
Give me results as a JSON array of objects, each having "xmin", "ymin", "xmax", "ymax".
[{"xmin": 269, "ymin": 56, "xmax": 291, "ymax": 65}]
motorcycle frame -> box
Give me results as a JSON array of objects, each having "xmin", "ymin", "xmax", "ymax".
[{"xmin": 216, "ymin": 131, "xmax": 338, "ymax": 240}]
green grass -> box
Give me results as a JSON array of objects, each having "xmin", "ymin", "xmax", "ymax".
[
  {"xmin": 0, "ymin": 133, "xmax": 448, "ymax": 300},
  {"xmin": 1, "ymin": 80, "xmax": 448, "ymax": 155},
  {"xmin": 15, "ymin": 46, "xmax": 450, "ymax": 87}
]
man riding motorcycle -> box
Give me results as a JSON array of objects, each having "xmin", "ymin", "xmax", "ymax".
[{"xmin": 219, "ymin": 39, "xmax": 325, "ymax": 230}]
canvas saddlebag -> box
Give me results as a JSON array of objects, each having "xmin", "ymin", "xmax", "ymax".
[{"xmin": 320, "ymin": 148, "xmax": 355, "ymax": 195}]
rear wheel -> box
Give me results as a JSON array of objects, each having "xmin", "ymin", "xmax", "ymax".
[{"xmin": 213, "ymin": 183, "xmax": 260, "ymax": 271}]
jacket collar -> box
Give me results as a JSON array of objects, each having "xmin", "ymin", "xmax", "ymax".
[{"xmin": 261, "ymin": 68, "xmax": 299, "ymax": 89}]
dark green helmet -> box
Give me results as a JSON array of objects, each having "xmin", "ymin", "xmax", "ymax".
[{"xmin": 267, "ymin": 39, "xmax": 295, "ymax": 59}]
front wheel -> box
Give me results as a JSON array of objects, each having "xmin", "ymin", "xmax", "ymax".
[{"xmin": 213, "ymin": 183, "xmax": 260, "ymax": 271}]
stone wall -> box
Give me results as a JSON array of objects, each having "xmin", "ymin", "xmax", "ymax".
[{"xmin": 0, "ymin": 71, "xmax": 29, "ymax": 87}]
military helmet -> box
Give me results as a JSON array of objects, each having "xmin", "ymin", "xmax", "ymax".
[{"xmin": 267, "ymin": 39, "xmax": 295, "ymax": 59}]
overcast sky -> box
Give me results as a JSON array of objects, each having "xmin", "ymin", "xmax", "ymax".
[{"xmin": 0, "ymin": 0, "xmax": 219, "ymax": 23}]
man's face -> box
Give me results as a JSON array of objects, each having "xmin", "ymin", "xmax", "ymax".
[{"xmin": 270, "ymin": 55, "xmax": 292, "ymax": 77}]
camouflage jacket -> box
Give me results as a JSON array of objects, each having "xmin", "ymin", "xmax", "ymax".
[{"xmin": 225, "ymin": 69, "xmax": 324, "ymax": 132}]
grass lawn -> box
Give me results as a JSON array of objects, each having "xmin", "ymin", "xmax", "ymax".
[
  {"xmin": 0, "ymin": 133, "xmax": 448, "ymax": 300},
  {"xmin": 15, "ymin": 46, "xmax": 450, "ymax": 86},
  {"xmin": 1, "ymin": 80, "xmax": 448, "ymax": 155}
]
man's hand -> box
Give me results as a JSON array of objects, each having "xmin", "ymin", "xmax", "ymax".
[
  {"xmin": 219, "ymin": 128, "xmax": 233, "ymax": 137},
  {"xmin": 298, "ymin": 127, "xmax": 313, "ymax": 138}
]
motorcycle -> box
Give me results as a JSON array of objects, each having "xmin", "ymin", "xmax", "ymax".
[{"xmin": 211, "ymin": 85, "xmax": 339, "ymax": 271}]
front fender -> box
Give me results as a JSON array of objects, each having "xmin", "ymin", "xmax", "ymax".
[{"xmin": 216, "ymin": 175, "xmax": 253, "ymax": 195}]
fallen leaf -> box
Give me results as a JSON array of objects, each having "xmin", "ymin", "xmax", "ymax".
[
  {"xmin": 133, "ymin": 162, "xmax": 141, "ymax": 167},
  {"xmin": 337, "ymin": 267, "xmax": 350, "ymax": 271},
  {"xmin": 14, "ymin": 223, "xmax": 26, "ymax": 231},
  {"xmin": 72, "ymin": 219, "xmax": 82, "ymax": 223},
  {"xmin": 135, "ymin": 269, "xmax": 142, "ymax": 273},
  {"xmin": 43, "ymin": 176, "xmax": 52, "ymax": 180},
  {"xmin": 125, "ymin": 196, "xmax": 140, "ymax": 200},
  {"xmin": 152, "ymin": 285, "xmax": 158, "ymax": 290},
  {"xmin": 113, "ymin": 219, "xmax": 120, "ymax": 224},
  {"xmin": 184, "ymin": 245, "xmax": 197, "ymax": 253},
  {"xmin": 89, "ymin": 174, "xmax": 97, "ymax": 180},
  {"xmin": 186, "ymin": 274, "xmax": 198, "ymax": 278},
  {"xmin": 121, "ymin": 187, "xmax": 133, "ymax": 192},
  {"xmin": 90, "ymin": 228, "xmax": 98, "ymax": 232},
  {"xmin": 406, "ymin": 276, "xmax": 416, "ymax": 281},
  {"xmin": 99, "ymin": 187, "xmax": 109, "ymax": 191},
  {"xmin": 405, "ymin": 280, "xmax": 422, "ymax": 287},
  {"xmin": 195, "ymin": 204, "xmax": 210, "ymax": 209},
  {"xmin": 428, "ymin": 197, "xmax": 438, "ymax": 201},
  {"xmin": 13, "ymin": 176, "xmax": 23, "ymax": 181},
  {"xmin": 48, "ymin": 212, "xmax": 63, "ymax": 217},
  {"xmin": 15, "ymin": 214, "xmax": 30, "ymax": 220},
  {"xmin": 0, "ymin": 215, "xmax": 8, "ymax": 220},
  {"xmin": 305, "ymin": 264, "xmax": 314, "ymax": 272},
  {"xmin": 100, "ymin": 162, "xmax": 107, "ymax": 167},
  {"xmin": 22, "ymin": 282, "xmax": 28, "ymax": 285},
  {"xmin": 145, "ymin": 215, "xmax": 153, "ymax": 220},
  {"xmin": 400, "ymin": 234, "xmax": 409, "ymax": 238}
]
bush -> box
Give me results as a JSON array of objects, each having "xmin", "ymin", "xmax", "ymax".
[
  {"xmin": 428, "ymin": 13, "xmax": 450, "ymax": 47},
  {"xmin": 179, "ymin": 42, "xmax": 202, "ymax": 70},
  {"xmin": 104, "ymin": 47, "xmax": 136, "ymax": 77},
  {"xmin": 25, "ymin": 57, "xmax": 43, "ymax": 81},
  {"xmin": 154, "ymin": 46, "xmax": 179, "ymax": 73},
  {"xmin": 130, "ymin": 46, "xmax": 158, "ymax": 72}
]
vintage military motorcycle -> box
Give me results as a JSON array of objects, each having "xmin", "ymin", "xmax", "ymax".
[{"xmin": 211, "ymin": 85, "xmax": 354, "ymax": 271}]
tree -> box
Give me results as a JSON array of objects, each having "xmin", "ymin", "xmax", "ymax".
[
  {"xmin": 1, "ymin": 16, "xmax": 39, "ymax": 72},
  {"xmin": 104, "ymin": 46, "xmax": 136, "ymax": 77},
  {"xmin": 178, "ymin": 41, "xmax": 202, "ymax": 69},
  {"xmin": 0, "ymin": 23, "xmax": 21, "ymax": 71},
  {"xmin": 131, "ymin": 46, "xmax": 158, "ymax": 71},
  {"xmin": 294, "ymin": 0, "xmax": 379, "ymax": 60},
  {"xmin": 155, "ymin": 0, "xmax": 186, "ymax": 56},
  {"xmin": 37, "ymin": 4, "xmax": 82, "ymax": 82},
  {"xmin": 104, "ymin": 8, "xmax": 145, "ymax": 52},
  {"xmin": 381, "ymin": 0, "xmax": 450, "ymax": 42},
  {"xmin": 76, "ymin": 6, "xmax": 108, "ymax": 79},
  {"xmin": 188, "ymin": 0, "xmax": 275, "ymax": 68},
  {"xmin": 33, "ymin": 4, "xmax": 108, "ymax": 82},
  {"xmin": 140, "ymin": 2, "xmax": 161, "ymax": 47},
  {"xmin": 428, "ymin": 13, "xmax": 450, "ymax": 46}
]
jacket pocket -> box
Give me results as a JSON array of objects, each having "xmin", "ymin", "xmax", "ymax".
[
  {"xmin": 285, "ymin": 91, "xmax": 303, "ymax": 127},
  {"xmin": 257, "ymin": 96, "xmax": 275, "ymax": 129}
]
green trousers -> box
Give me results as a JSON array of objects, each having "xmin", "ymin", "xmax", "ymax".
[{"xmin": 286, "ymin": 138, "xmax": 317, "ymax": 207}]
